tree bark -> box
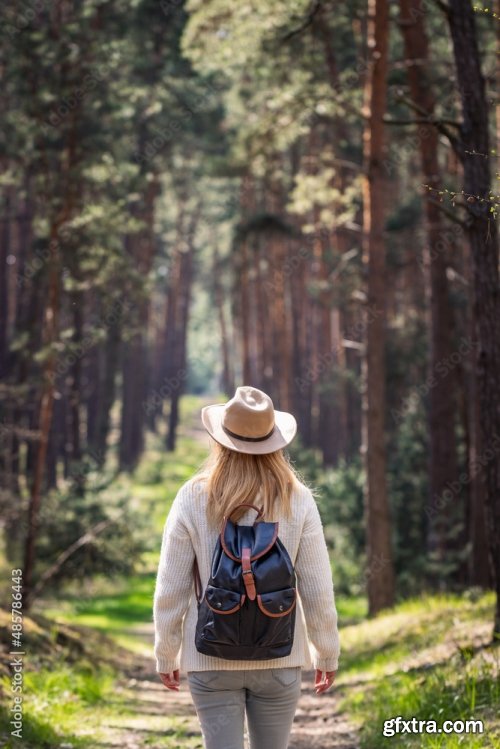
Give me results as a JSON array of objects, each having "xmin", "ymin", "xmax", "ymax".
[
  {"xmin": 361, "ymin": 0, "xmax": 396, "ymax": 614},
  {"xmin": 447, "ymin": 0, "xmax": 500, "ymax": 635},
  {"xmin": 119, "ymin": 176, "xmax": 159, "ymax": 471},
  {"xmin": 166, "ymin": 210, "xmax": 197, "ymax": 451},
  {"xmin": 398, "ymin": 0, "xmax": 459, "ymax": 583},
  {"xmin": 0, "ymin": 187, "xmax": 11, "ymax": 379},
  {"xmin": 22, "ymin": 220, "xmax": 62, "ymax": 609}
]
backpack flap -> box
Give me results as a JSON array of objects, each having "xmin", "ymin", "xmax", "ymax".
[
  {"xmin": 205, "ymin": 584, "xmax": 246, "ymax": 614},
  {"xmin": 221, "ymin": 518, "xmax": 278, "ymax": 562},
  {"xmin": 257, "ymin": 587, "xmax": 297, "ymax": 617}
]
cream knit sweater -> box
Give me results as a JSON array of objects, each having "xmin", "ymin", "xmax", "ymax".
[{"xmin": 153, "ymin": 476, "xmax": 340, "ymax": 674}]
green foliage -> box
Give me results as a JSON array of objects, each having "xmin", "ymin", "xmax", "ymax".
[
  {"xmin": 289, "ymin": 444, "xmax": 366, "ymax": 596},
  {"xmin": 33, "ymin": 479, "xmax": 149, "ymax": 590},
  {"xmin": 350, "ymin": 659, "xmax": 499, "ymax": 748},
  {"xmin": 339, "ymin": 592, "xmax": 499, "ymax": 748},
  {"xmin": 0, "ymin": 662, "xmax": 117, "ymax": 749}
]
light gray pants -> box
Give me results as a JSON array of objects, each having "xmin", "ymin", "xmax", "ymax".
[{"xmin": 186, "ymin": 666, "xmax": 302, "ymax": 749}]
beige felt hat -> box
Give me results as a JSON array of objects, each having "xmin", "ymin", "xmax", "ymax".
[{"xmin": 201, "ymin": 386, "xmax": 297, "ymax": 455}]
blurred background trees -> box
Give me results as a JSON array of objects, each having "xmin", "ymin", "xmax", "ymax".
[{"xmin": 0, "ymin": 0, "xmax": 499, "ymax": 633}]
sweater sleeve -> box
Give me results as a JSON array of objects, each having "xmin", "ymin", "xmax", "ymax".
[
  {"xmin": 153, "ymin": 485, "xmax": 195, "ymax": 673},
  {"xmin": 294, "ymin": 488, "xmax": 340, "ymax": 672}
]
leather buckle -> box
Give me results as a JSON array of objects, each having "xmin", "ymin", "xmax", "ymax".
[{"xmin": 241, "ymin": 546, "xmax": 256, "ymax": 601}]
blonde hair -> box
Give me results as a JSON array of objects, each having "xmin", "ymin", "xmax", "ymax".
[{"xmin": 193, "ymin": 439, "xmax": 304, "ymax": 529}]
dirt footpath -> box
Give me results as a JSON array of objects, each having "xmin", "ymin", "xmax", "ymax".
[{"xmin": 99, "ymin": 655, "xmax": 360, "ymax": 749}]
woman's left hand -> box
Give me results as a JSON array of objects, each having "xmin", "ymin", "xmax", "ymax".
[{"xmin": 159, "ymin": 670, "xmax": 180, "ymax": 691}]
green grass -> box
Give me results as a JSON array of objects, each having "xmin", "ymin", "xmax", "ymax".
[
  {"xmin": 339, "ymin": 592, "xmax": 495, "ymax": 677},
  {"xmin": 337, "ymin": 592, "xmax": 500, "ymax": 748},
  {"xmin": 130, "ymin": 397, "xmax": 210, "ymax": 534},
  {"xmin": 0, "ymin": 659, "xmax": 202, "ymax": 749},
  {"xmin": 336, "ymin": 595, "xmax": 367, "ymax": 625},
  {"xmin": 353, "ymin": 661, "xmax": 499, "ymax": 748},
  {"xmin": 3, "ymin": 395, "xmax": 499, "ymax": 748},
  {"xmin": 0, "ymin": 662, "xmax": 119, "ymax": 748},
  {"xmin": 41, "ymin": 395, "xmax": 210, "ymax": 652},
  {"xmin": 42, "ymin": 571, "xmax": 157, "ymax": 654}
]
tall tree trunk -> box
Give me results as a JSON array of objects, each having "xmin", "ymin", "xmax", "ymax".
[
  {"xmin": 0, "ymin": 187, "xmax": 11, "ymax": 379},
  {"xmin": 86, "ymin": 300, "xmax": 122, "ymax": 468},
  {"xmin": 289, "ymin": 227, "xmax": 314, "ymax": 446},
  {"xmin": 398, "ymin": 0, "xmax": 459, "ymax": 583},
  {"xmin": 361, "ymin": 0, "xmax": 396, "ymax": 614},
  {"xmin": 240, "ymin": 236, "xmax": 253, "ymax": 384},
  {"xmin": 447, "ymin": 0, "xmax": 500, "ymax": 636},
  {"xmin": 23, "ymin": 221, "xmax": 62, "ymax": 610},
  {"xmin": 119, "ymin": 177, "xmax": 159, "ymax": 471},
  {"xmin": 166, "ymin": 211, "xmax": 197, "ymax": 451},
  {"xmin": 464, "ymin": 241, "xmax": 491, "ymax": 587},
  {"xmin": 256, "ymin": 233, "xmax": 273, "ymax": 395},
  {"xmin": 68, "ymin": 291, "xmax": 84, "ymax": 491},
  {"xmin": 213, "ymin": 248, "xmax": 234, "ymax": 395},
  {"xmin": 214, "ymin": 268, "xmax": 234, "ymax": 396},
  {"xmin": 317, "ymin": 230, "xmax": 338, "ymax": 465}
]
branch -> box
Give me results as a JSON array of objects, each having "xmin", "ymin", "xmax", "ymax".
[
  {"xmin": 282, "ymin": 0, "xmax": 322, "ymax": 41},
  {"xmin": 394, "ymin": 92, "xmax": 462, "ymax": 156},
  {"xmin": 26, "ymin": 519, "xmax": 114, "ymax": 606},
  {"xmin": 428, "ymin": 197, "xmax": 468, "ymax": 228},
  {"xmin": 431, "ymin": 0, "xmax": 451, "ymax": 17},
  {"xmin": 342, "ymin": 339, "xmax": 364, "ymax": 351},
  {"xmin": 384, "ymin": 116, "xmax": 461, "ymax": 127}
]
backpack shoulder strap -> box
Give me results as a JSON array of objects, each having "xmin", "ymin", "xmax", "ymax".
[{"xmin": 193, "ymin": 555, "xmax": 203, "ymax": 604}]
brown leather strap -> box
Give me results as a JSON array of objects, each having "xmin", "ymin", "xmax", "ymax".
[
  {"xmin": 241, "ymin": 546, "xmax": 256, "ymax": 601},
  {"xmin": 193, "ymin": 556, "xmax": 203, "ymax": 604},
  {"xmin": 225, "ymin": 503, "xmax": 264, "ymax": 525},
  {"xmin": 222, "ymin": 424, "xmax": 275, "ymax": 442}
]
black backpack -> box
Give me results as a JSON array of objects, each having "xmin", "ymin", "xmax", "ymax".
[{"xmin": 193, "ymin": 502, "xmax": 297, "ymax": 660}]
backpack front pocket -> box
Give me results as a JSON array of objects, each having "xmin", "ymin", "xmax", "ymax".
[
  {"xmin": 252, "ymin": 587, "xmax": 297, "ymax": 646},
  {"xmin": 197, "ymin": 585, "xmax": 246, "ymax": 645},
  {"xmin": 257, "ymin": 587, "xmax": 296, "ymax": 617}
]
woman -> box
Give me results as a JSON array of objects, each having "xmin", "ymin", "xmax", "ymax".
[{"xmin": 153, "ymin": 385, "xmax": 340, "ymax": 749}]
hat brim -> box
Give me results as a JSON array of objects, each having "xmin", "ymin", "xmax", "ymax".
[{"xmin": 201, "ymin": 403, "xmax": 297, "ymax": 455}]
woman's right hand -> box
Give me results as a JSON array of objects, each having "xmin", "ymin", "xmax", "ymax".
[
  {"xmin": 159, "ymin": 670, "xmax": 180, "ymax": 691},
  {"xmin": 314, "ymin": 669, "xmax": 336, "ymax": 694}
]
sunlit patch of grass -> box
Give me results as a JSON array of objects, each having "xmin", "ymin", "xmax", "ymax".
[
  {"xmin": 0, "ymin": 662, "xmax": 202, "ymax": 748},
  {"xmin": 0, "ymin": 663, "xmax": 118, "ymax": 748},
  {"xmin": 336, "ymin": 595, "xmax": 367, "ymax": 624},
  {"xmin": 339, "ymin": 592, "xmax": 495, "ymax": 677},
  {"xmin": 43, "ymin": 571, "xmax": 157, "ymax": 653},
  {"xmin": 344, "ymin": 654, "xmax": 499, "ymax": 748},
  {"xmin": 337, "ymin": 592, "xmax": 499, "ymax": 748},
  {"xmin": 132, "ymin": 424, "xmax": 209, "ymax": 534}
]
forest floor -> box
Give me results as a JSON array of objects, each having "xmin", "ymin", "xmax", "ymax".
[
  {"xmin": 70, "ymin": 632, "xmax": 360, "ymax": 749},
  {"xmin": 0, "ymin": 396, "xmax": 498, "ymax": 748},
  {"xmin": 79, "ymin": 396, "xmax": 360, "ymax": 749},
  {"xmin": 1, "ymin": 590, "xmax": 497, "ymax": 748}
]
